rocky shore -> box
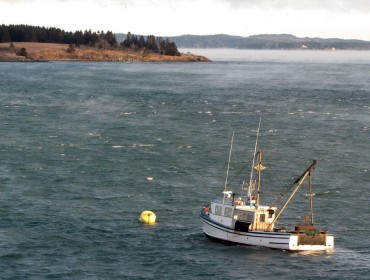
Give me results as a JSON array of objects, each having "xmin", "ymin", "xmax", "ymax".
[{"xmin": 0, "ymin": 42, "xmax": 210, "ymax": 62}]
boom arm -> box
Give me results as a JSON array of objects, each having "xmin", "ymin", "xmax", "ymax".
[{"xmin": 267, "ymin": 160, "xmax": 318, "ymax": 231}]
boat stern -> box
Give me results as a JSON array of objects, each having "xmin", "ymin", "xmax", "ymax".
[{"xmin": 288, "ymin": 232, "xmax": 334, "ymax": 251}]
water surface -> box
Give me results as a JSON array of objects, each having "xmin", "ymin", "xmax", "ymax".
[{"xmin": 0, "ymin": 50, "xmax": 369, "ymax": 279}]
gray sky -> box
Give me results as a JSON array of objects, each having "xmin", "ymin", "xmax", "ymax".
[{"xmin": 1, "ymin": 0, "xmax": 370, "ymax": 40}]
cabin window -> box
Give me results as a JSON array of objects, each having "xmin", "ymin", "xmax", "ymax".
[
  {"xmin": 260, "ymin": 214, "xmax": 266, "ymax": 222},
  {"xmin": 246, "ymin": 213, "xmax": 254, "ymax": 223},
  {"xmin": 234, "ymin": 210, "xmax": 254, "ymax": 223},
  {"xmin": 215, "ymin": 205, "xmax": 222, "ymax": 215},
  {"xmin": 224, "ymin": 207, "xmax": 233, "ymax": 217},
  {"xmin": 239, "ymin": 212, "xmax": 246, "ymax": 220},
  {"xmin": 268, "ymin": 209, "xmax": 275, "ymax": 219}
]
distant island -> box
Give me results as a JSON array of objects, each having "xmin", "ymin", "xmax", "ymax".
[
  {"xmin": 168, "ymin": 34, "xmax": 370, "ymax": 50},
  {"xmin": 3, "ymin": 25, "xmax": 369, "ymax": 62},
  {"xmin": 0, "ymin": 25, "xmax": 210, "ymax": 62}
]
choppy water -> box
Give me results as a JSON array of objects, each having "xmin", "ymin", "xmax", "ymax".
[{"xmin": 0, "ymin": 50, "xmax": 369, "ymax": 279}]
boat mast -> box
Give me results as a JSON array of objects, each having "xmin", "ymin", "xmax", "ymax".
[
  {"xmin": 223, "ymin": 131, "xmax": 234, "ymax": 204},
  {"xmin": 256, "ymin": 150, "xmax": 263, "ymax": 207},
  {"xmin": 248, "ymin": 118, "xmax": 261, "ymax": 204}
]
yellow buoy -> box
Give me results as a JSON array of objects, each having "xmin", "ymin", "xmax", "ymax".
[{"xmin": 139, "ymin": 210, "xmax": 156, "ymax": 224}]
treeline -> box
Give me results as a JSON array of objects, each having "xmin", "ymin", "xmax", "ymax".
[
  {"xmin": 0, "ymin": 24, "xmax": 180, "ymax": 56},
  {"xmin": 0, "ymin": 24, "xmax": 106, "ymax": 46},
  {"xmin": 121, "ymin": 32, "xmax": 179, "ymax": 56}
]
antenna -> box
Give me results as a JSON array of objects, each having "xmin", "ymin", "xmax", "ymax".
[
  {"xmin": 223, "ymin": 131, "xmax": 234, "ymax": 204},
  {"xmin": 248, "ymin": 118, "xmax": 261, "ymax": 202}
]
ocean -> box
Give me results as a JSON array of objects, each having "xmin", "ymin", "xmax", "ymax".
[{"xmin": 0, "ymin": 49, "xmax": 369, "ymax": 279}]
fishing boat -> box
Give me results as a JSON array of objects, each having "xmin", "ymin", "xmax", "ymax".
[{"xmin": 199, "ymin": 124, "xmax": 334, "ymax": 251}]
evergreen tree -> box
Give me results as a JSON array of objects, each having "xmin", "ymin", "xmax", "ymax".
[
  {"xmin": 138, "ymin": 35, "xmax": 146, "ymax": 48},
  {"xmin": 83, "ymin": 30, "xmax": 99, "ymax": 46},
  {"xmin": 104, "ymin": 31, "xmax": 118, "ymax": 48},
  {"xmin": 122, "ymin": 32, "xmax": 132, "ymax": 48},
  {"xmin": 0, "ymin": 26, "xmax": 10, "ymax": 42},
  {"xmin": 158, "ymin": 38, "xmax": 180, "ymax": 56},
  {"xmin": 74, "ymin": 30, "xmax": 84, "ymax": 47},
  {"xmin": 167, "ymin": 42, "xmax": 180, "ymax": 56},
  {"xmin": 131, "ymin": 35, "xmax": 139, "ymax": 49},
  {"xmin": 146, "ymin": 35, "xmax": 159, "ymax": 53}
]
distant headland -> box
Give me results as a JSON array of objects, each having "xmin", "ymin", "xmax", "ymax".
[
  {"xmin": 168, "ymin": 34, "xmax": 370, "ymax": 50},
  {"xmin": 0, "ymin": 25, "xmax": 210, "ymax": 62}
]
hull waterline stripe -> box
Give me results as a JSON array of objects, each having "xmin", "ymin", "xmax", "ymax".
[{"xmin": 269, "ymin": 242, "xmax": 290, "ymax": 245}]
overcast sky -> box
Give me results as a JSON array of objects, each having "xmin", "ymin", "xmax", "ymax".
[{"xmin": 1, "ymin": 0, "xmax": 370, "ymax": 40}]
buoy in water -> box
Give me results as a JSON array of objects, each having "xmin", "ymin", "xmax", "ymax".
[{"xmin": 139, "ymin": 210, "xmax": 156, "ymax": 224}]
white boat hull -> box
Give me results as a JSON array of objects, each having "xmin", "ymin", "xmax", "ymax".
[{"xmin": 201, "ymin": 213, "xmax": 334, "ymax": 251}]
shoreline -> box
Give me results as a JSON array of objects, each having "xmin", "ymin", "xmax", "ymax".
[{"xmin": 0, "ymin": 56, "xmax": 211, "ymax": 63}]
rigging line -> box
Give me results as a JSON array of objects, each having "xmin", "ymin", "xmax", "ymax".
[
  {"xmin": 259, "ymin": 191, "xmax": 283, "ymax": 196},
  {"xmin": 224, "ymin": 142, "xmax": 262, "ymax": 189},
  {"xmin": 226, "ymin": 155, "xmax": 259, "ymax": 190},
  {"xmin": 262, "ymin": 150, "xmax": 286, "ymax": 193},
  {"xmin": 269, "ymin": 175, "xmax": 301, "ymax": 207},
  {"xmin": 224, "ymin": 138, "xmax": 257, "ymax": 187},
  {"xmin": 269, "ymin": 160, "xmax": 317, "ymax": 208},
  {"xmin": 227, "ymin": 161, "xmax": 250, "ymax": 186}
]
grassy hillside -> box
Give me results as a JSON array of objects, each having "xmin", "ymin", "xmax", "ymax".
[{"xmin": 0, "ymin": 42, "xmax": 210, "ymax": 62}]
